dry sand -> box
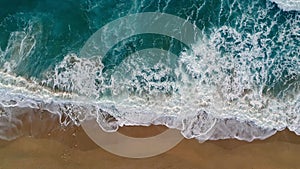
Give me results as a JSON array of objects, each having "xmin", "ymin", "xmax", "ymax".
[{"xmin": 1, "ymin": 124, "xmax": 300, "ymax": 169}]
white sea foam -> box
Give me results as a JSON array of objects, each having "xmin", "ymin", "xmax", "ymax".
[{"xmin": 270, "ymin": 0, "xmax": 300, "ymax": 11}]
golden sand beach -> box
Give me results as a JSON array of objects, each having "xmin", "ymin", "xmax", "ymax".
[{"xmin": 1, "ymin": 124, "xmax": 300, "ymax": 169}]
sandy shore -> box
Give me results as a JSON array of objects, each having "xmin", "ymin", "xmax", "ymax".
[{"xmin": 1, "ymin": 124, "xmax": 300, "ymax": 169}]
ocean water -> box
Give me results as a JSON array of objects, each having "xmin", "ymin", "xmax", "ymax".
[{"xmin": 0, "ymin": 0, "xmax": 299, "ymax": 142}]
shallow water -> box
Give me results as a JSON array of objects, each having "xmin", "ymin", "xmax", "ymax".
[{"xmin": 0, "ymin": 0, "xmax": 299, "ymax": 142}]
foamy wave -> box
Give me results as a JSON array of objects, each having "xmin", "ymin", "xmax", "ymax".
[
  {"xmin": 270, "ymin": 0, "xmax": 300, "ymax": 11},
  {"xmin": 0, "ymin": 90, "xmax": 278, "ymax": 142},
  {"xmin": 36, "ymin": 22, "xmax": 299, "ymax": 141},
  {"xmin": 0, "ymin": 70, "xmax": 279, "ymax": 142}
]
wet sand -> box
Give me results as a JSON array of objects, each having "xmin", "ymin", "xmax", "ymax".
[{"xmin": 1, "ymin": 124, "xmax": 300, "ymax": 169}]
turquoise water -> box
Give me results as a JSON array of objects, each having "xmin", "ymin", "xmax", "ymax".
[{"xmin": 0, "ymin": 0, "xmax": 299, "ymax": 141}]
